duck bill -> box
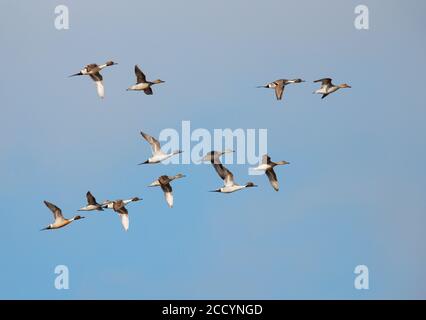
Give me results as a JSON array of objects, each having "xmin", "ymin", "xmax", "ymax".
[
  {"xmin": 138, "ymin": 160, "xmax": 149, "ymax": 165},
  {"xmin": 209, "ymin": 189, "xmax": 221, "ymax": 192},
  {"xmin": 40, "ymin": 227, "xmax": 50, "ymax": 231}
]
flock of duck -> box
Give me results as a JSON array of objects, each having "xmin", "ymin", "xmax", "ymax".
[{"xmin": 41, "ymin": 60, "xmax": 351, "ymax": 232}]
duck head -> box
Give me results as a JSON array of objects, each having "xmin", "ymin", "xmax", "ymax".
[{"xmin": 245, "ymin": 182, "xmax": 258, "ymax": 188}]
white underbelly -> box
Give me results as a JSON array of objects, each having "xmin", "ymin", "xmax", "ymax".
[
  {"xmin": 151, "ymin": 154, "xmax": 170, "ymax": 163},
  {"xmin": 326, "ymin": 87, "xmax": 339, "ymax": 94},
  {"xmin": 132, "ymin": 83, "xmax": 150, "ymax": 90},
  {"xmin": 222, "ymin": 185, "xmax": 244, "ymax": 193},
  {"xmin": 254, "ymin": 164, "xmax": 270, "ymax": 171}
]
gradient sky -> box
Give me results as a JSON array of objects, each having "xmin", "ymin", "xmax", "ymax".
[{"xmin": 1, "ymin": 0, "xmax": 425, "ymax": 299}]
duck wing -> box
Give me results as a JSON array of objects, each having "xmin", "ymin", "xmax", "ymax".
[
  {"xmin": 265, "ymin": 168, "xmax": 279, "ymax": 191},
  {"xmin": 274, "ymin": 83, "xmax": 285, "ymax": 100},
  {"xmin": 262, "ymin": 154, "xmax": 271, "ymax": 165},
  {"xmin": 314, "ymin": 78, "xmax": 333, "ymax": 92},
  {"xmin": 120, "ymin": 213, "xmax": 129, "ymax": 231},
  {"xmin": 86, "ymin": 191, "xmax": 98, "ymax": 205},
  {"xmin": 314, "ymin": 78, "xmax": 332, "ymax": 85},
  {"xmin": 222, "ymin": 166, "xmax": 235, "ymax": 187},
  {"xmin": 160, "ymin": 183, "xmax": 174, "ymax": 208},
  {"xmin": 89, "ymin": 73, "xmax": 104, "ymax": 98},
  {"xmin": 44, "ymin": 201, "xmax": 65, "ymax": 221},
  {"xmin": 140, "ymin": 131, "xmax": 161, "ymax": 154},
  {"xmin": 135, "ymin": 65, "xmax": 147, "ymax": 83}
]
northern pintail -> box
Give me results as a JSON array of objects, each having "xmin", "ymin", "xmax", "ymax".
[
  {"xmin": 138, "ymin": 131, "xmax": 182, "ymax": 164},
  {"xmin": 148, "ymin": 174, "xmax": 185, "ymax": 208},
  {"xmin": 126, "ymin": 65, "xmax": 165, "ymax": 95},
  {"xmin": 69, "ymin": 61, "xmax": 117, "ymax": 98},
  {"xmin": 78, "ymin": 191, "xmax": 104, "ymax": 211},
  {"xmin": 41, "ymin": 201, "xmax": 84, "ymax": 230},
  {"xmin": 206, "ymin": 158, "xmax": 257, "ymax": 193},
  {"xmin": 258, "ymin": 79, "xmax": 305, "ymax": 100},
  {"xmin": 313, "ymin": 78, "xmax": 351, "ymax": 99},
  {"xmin": 251, "ymin": 154, "xmax": 289, "ymax": 191}
]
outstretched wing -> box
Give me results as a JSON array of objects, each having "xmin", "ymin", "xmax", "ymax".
[
  {"xmin": 86, "ymin": 191, "xmax": 97, "ymax": 205},
  {"xmin": 144, "ymin": 87, "xmax": 153, "ymax": 95},
  {"xmin": 262, "ymin": 154, "xmax": 271, "ymax": 164},
  {"xmin": 314, "ymin": 78, "xmax": 332, "ymax": 86},
  {"xmin": 140, "ymin": 131, "xmax": 161, "ymax": 153},
  {"xmin": 90, "ymin": 73, "xmax": 104, "ymax": 98},
  {"xmin": 265, "ymin": 168, "xmax": 279, "ymax": 191},
  {"xmin": 160, "ymin": 182, "xmax": 173, "ymax": 194},
  {"xmin": 275, "ymin": 83, "xmax": 285, "ymax": 100},
  {"xmin": 114, "ymin": 201, "xmax": 128, "ymax": 216},
  {"xmin": 215, "ymin": 164, "xmax": 235, "ymax": 187},
  {"xmin": 89, "ymin": 72, "xmax": 103, "ymax": 82},
  {"xmin": 211, "ymin": 161, "xmax": 228, "ymax": 180},
  {"xmin": 43, "ymin": 201, "xmax": 64, "ymax": 221},
  {"xmin": 160, "ymin": 183, "xmax": 174, "ymax": 208},
  {"xmin": 120, "ymin": 214, "xmax": 129, "ymax": 231},
  {"xmin": 135, "ymin": 65, "xmax": 147, "ymax": 83}
]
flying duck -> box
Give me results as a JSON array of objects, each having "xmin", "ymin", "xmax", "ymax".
[
  {"xmin": 101, "ymin": 197, "xmax": 142, "ymax": 231},
  {"xmin": 138, "ymin": 131, "xmax": 182, "ymax": 164},
  {"xmin": 41, "ymin": 201, "xmax": 84, "ymax": 230},
  {"xmin": 258, "ymin": 79, "xmax": 305, "ymax": 100},
  {"xmin": 69, "ymin": 61, "xmax": 117, "ymax": 98},
  {"xmin": 208, "ymin": 161, "xmax": 257, "ymax": 193},
  {"xmin": 313, "ymin": 78, "xmax": 351, "ymax": 99},
  {"xmin": 126, "ymin": 65, "xmax": 165, "ymax": 95},
  {"xmin": 78, "ymin": 191, "xmax": 104, "ymax": 211},
  {"xmin": 148, "ymin": 174, "xmax": 185, "ymax": 208},
  {"xmin": 251, "ymin": 154, "xmax": 289, "ymax": 191}
]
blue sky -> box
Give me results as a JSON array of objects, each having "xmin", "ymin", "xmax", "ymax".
[{"xmin": 1, "ymin": 0, "xmax": 425, "ymax": 299}]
